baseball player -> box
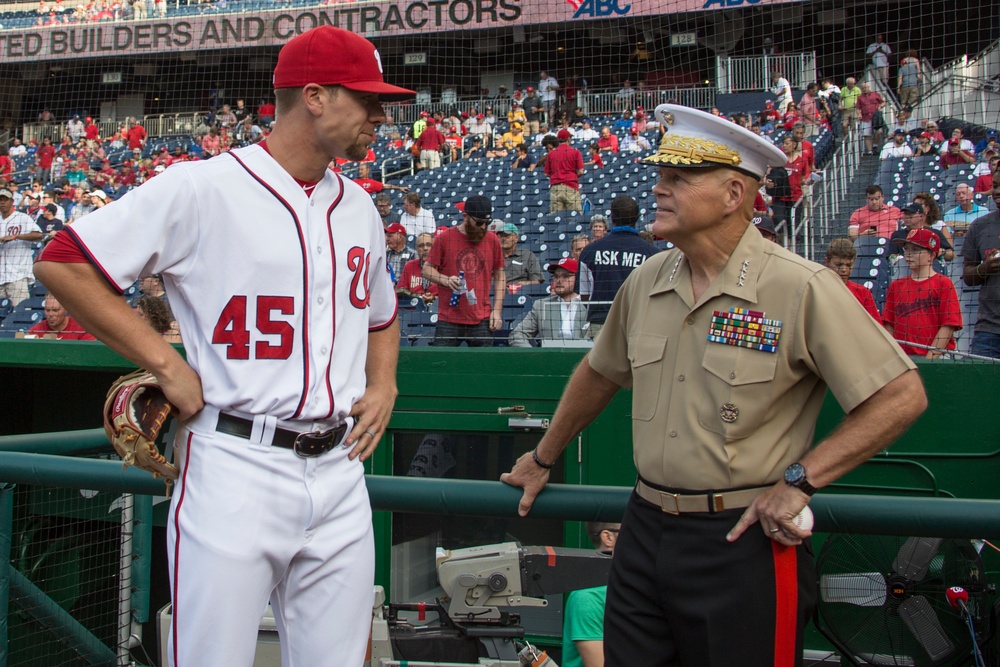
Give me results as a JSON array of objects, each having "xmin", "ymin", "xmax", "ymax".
[
  {"xmin": 34, "ymin": 27, "xmax": 413, "ymax": 667},
  {"xmin": 0, "ymin": 187, "xmax": 43, "ymax": 306}
]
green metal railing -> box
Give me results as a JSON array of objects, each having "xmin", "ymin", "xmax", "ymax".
[{"xmin": 1, "ymin": 449, "xmax": 1000, "ymax": 539}]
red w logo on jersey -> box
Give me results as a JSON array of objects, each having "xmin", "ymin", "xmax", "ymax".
[{"xmin": 347, "ymin": 246, "xmax": 371, "ymax": 309}]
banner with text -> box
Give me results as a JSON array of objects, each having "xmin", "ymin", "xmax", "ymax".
[{"xmin": 0, "ymin": 0, "xmax": 796, "ymax": 62}]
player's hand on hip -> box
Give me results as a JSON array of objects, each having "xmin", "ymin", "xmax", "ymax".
[
  {"xmin": 157, "ymin": 361, "xmax": 205, "ymax": 421},
  {"xmin": 489, "ymin": 311, "xmax": 503, "ymax": 332},
  {"xmin": 726, "ymin": 482, "xmax": 811, "ymax": 546},
  {"xmin": 500, "ymin": 450, "xmax": 550, "ymax": 517},
  {"xmin": 346, "ymin": 384, "xmax": 398, "ymax": 462}
]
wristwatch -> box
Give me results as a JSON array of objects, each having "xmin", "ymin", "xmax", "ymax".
[{"xmin": 783, "ymin": 463, "xmax": 816, "ymax": 496}]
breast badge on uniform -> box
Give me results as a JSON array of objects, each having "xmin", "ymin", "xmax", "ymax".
[
  {"xmin": 720, "ymin": 403, "xmax": 740, "ymax": 423},
  {"xmin": 707, "ymin": 307, "xmax": 782, "ymax": 353}
]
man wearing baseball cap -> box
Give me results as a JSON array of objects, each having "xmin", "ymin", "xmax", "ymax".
[
  {"xmin": 422, "ymin": 194, "xmax": 505, "ymax": 345},
  {"xmin": 751, "ymin": 213, "xmax": 777, "ymax": 242},
  {"xmin": 503, "ymin": 104, "xmax": 924, "ymax": 666},
  {"xmin": 496, "ymin": 222, "xmax": 543, "ymax": 288},
  {"xmin": 0, "ymin": 188, "xmax": 42, "ymax": 307},
  {"xmin": 509, "ymin": 257, "xmax": 587, "ymax": 347},
  {"xmin": 543, "ymin": 128, "xmax": 585, "ymax": 212},
  {"xmin": 35, "ymin": 25, "xmax": 414, "ymax": 667}
]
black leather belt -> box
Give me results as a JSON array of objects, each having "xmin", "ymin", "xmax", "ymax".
[{"xmin": 216, "ymin": 413, "xmax": 347, "ymax": 458}]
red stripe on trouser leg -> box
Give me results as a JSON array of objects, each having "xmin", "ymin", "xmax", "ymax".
[
  {"xmin": 772, "ymin": 541, "xmax": 798, "ymax": 667},
  {"xmin": 171, "ymin": 432, "xmax": 194, "ymax": 667}
]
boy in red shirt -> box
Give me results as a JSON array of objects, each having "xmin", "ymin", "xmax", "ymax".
[
  {"xmin": 883, "ymin": 228, "xmax": 962, "ymax": 358},
  {"xmin": 824, "ymin": 238, "xmax": 881, "ymax": 321}
]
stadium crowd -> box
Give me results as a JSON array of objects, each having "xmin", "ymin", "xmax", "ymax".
[{"xmin": 2, "ymin": 61, "xmax": 999, "ymax": 357}]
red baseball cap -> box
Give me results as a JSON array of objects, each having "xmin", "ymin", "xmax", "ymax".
[
  {"xmin": 384, "ymin": 223, "xmax": 407, "ymax": 235},
  {"xmin": 630, "ymin": 127, "xmax": 639, "ymax": 134},
  {"xmin": 557, "ymin": 129, "xmax": 572, "ymax": 141},
  {"xmin": 547, "ymin": 257, "xmax": 579, "ymax": 274},
  {"xmin": 893, "ymin": 228, "xmax": 939, "ymax": 252},
  {"xmin": 273, "ymin": 27, "xmax": 415, "ymax": 101}
]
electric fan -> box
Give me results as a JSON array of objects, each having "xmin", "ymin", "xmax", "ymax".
[{"xmin": 815, "ymin": 534, "xmax": 989, "ymax": 666}]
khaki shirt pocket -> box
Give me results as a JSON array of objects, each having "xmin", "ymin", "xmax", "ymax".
[
  {"xmin": 699, "ymin": 343, "xmax": 778, "ymax": 439},
  {"xmin": 627, "ymin": 333, "xmax": 668, "ymax": 421}
]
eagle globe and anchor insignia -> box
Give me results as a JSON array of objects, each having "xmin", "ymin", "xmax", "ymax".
[{"xmin": 720, "ymin": 403, "xmax": 739, "ymax": 423}]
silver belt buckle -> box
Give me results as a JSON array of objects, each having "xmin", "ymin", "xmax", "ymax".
[
  {"xmin": 292, "ymin": 427, "xmax": 338, "ymax": 458},
  {"xmin": 658, "ymin": 491, "xmax": 681, "ymax": 515}
]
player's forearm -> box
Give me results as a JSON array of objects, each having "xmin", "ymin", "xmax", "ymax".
[
  {"xmin": 366, "ymin": 320, "xmax": 400, "ymax": 396},
  {"xmin": 534, "ymin": 355, "xmax": 621, "ymax": 463},
  {"xmin": 33, "ymin": 260, "xmax": 187, "ymax": 377},
  {"xmin": 800, "ymin": 369, "xmax": 925, "ymax": 489}
]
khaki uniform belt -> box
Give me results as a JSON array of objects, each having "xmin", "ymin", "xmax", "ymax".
[{"xmin": 635, "ymin": 479, "xmax": 769, "ymax": 514}]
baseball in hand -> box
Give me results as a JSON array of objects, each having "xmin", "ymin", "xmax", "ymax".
[{"xmin": 793, "ymin": 505, "xmax": 814, "ymax": 532}]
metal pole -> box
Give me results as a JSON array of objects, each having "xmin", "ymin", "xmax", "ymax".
[
  {"xmin": 8, "ymin": 568, "xmax": 118, "ymax": 666},
  {"xmin": 3, "ymin": 452, "xmax": 1000, "ymax": 537},
  {"xmin": 0, "ymin": 484, "xmax": 13, "ymax": 667},
  {"xmin": 114, "ymin": 494, "xmax": 134, "ymax": 667}
]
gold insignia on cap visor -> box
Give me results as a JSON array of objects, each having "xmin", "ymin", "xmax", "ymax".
[{"xmin": 644, "ymin": 133, "xmax": 742, "ymax": 168}]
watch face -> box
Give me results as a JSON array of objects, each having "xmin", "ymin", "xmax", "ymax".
[{"xmin": 785, "ymin": 463, "xmax": 805, "ymax": 485}]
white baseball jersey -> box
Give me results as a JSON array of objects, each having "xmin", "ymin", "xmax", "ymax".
[
  {"xmin": 0, "ymin": 210, "xmax": 41, "ymax": 283},
  {"xmin": 66, "ymin": 144, "xmax": 396, "ymax": 424}
]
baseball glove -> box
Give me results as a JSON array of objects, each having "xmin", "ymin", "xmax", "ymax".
[{"xmin": 103, "ymin": 369, "xmax": 178, "ymax": 483}]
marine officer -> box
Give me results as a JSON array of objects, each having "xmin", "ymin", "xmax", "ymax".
[{"xmin": 502, "ymin": 104, "xmax": 926, "ymax": 666}]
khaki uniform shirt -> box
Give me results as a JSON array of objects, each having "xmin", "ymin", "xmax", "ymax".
[{"xmin": 589, "ymin": 225, "xmax": 915, "ymax": 491}]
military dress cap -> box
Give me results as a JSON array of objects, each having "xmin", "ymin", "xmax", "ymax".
[{"xmin": 641, "ymin": 104, "xmax": 787, "ymax": 179}]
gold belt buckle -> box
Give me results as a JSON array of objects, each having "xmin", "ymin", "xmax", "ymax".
[
  {"xmin": 658, "ymin": 491, "xmax": 681, "ymax": 515},
  {"xmin": 710, "ymin": 492, "xmax": 725, "ymax": 512}
]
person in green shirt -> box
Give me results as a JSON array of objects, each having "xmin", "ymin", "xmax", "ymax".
[
  {"xmin": 840, "ymin": 77, "xmax": 862, "ymax": 135},
  {"xmin": 562, "ymin": 522, "xmax": 618, "ymax": 667}
]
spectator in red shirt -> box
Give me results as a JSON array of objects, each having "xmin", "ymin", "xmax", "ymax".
[
  {"xmin": 790, "ymin": 123, "xmax": 814, "ymax": 176},
  {"xmin": 940, "ymin": 138, "xmax": 975, "ymax": 170},
  {"xmin": 126, "ymin": 118, "xmax": 146, "ymax": 150},
  {"xmin": 974, "ymin": 154, "xmax": 1000, "ymax": 192},
  {"xmin": 597, "ymin": 126, "xmax": 619, "ymax": 153},
  {"xmin": 27, "ymin": 295, "xmax": 96, "ymax": 340},
  {"xmin": 84, "ymin": 116, "xmax": 100, "ymax": 146},
  {"xmin": 825, "ymin": 238, "xmax": 881, "ymax": 321},
  {"xmin": 0, "ymin": 151, "xmax": 12, "ymax": 181},
  {"xmin": 883, "ymin": 228, "xmax": 962, "ymax": 358},
  {"xmin": 167, "ymin": 147, "xmax": 189, "ymax": 166},
  {"xmin": 353, "ymin": 162, "xmax": 408, "ymax": 195},
  {"xmin": 396, "ymin": 232, "xmax": 439, "ymax": 304},
  {"xmin": 201, "ymin": 128, "xmax": 222, "ymax": 157},
  {"xmin": 422, "ymin": 195, "xmax": 506, "ymax": 346},
  {"xmin": 774, "ymin": 136, "xmax": 806, "ymax": 228},
  {"xmin": 544, "ymin": 129, "xmax": 585, "ymax": 213},
  {"xmin": 257, "ymin": 98, "xmax": 276, "ymax": 125},
  {"xmin": 35, "ymin": 137, "xmax": 56, "ymax": 183},
  {"xmin": 584, "ymin": 143, "xmax": 604, "ymax": 169},
  {"xmin": 848, "ymin": 185, "xmax": 902, "ymax": 239},
  {"xmin": 415, "ymin": 119, "xmax": 446, "ymax": 170},
  {"xmin": 856, "ymin": 82, "xmax": 886, "ymax": 155},
  {"xmin": 117, "ymin": 161, "xmax": 137, "ymax": 187}
]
